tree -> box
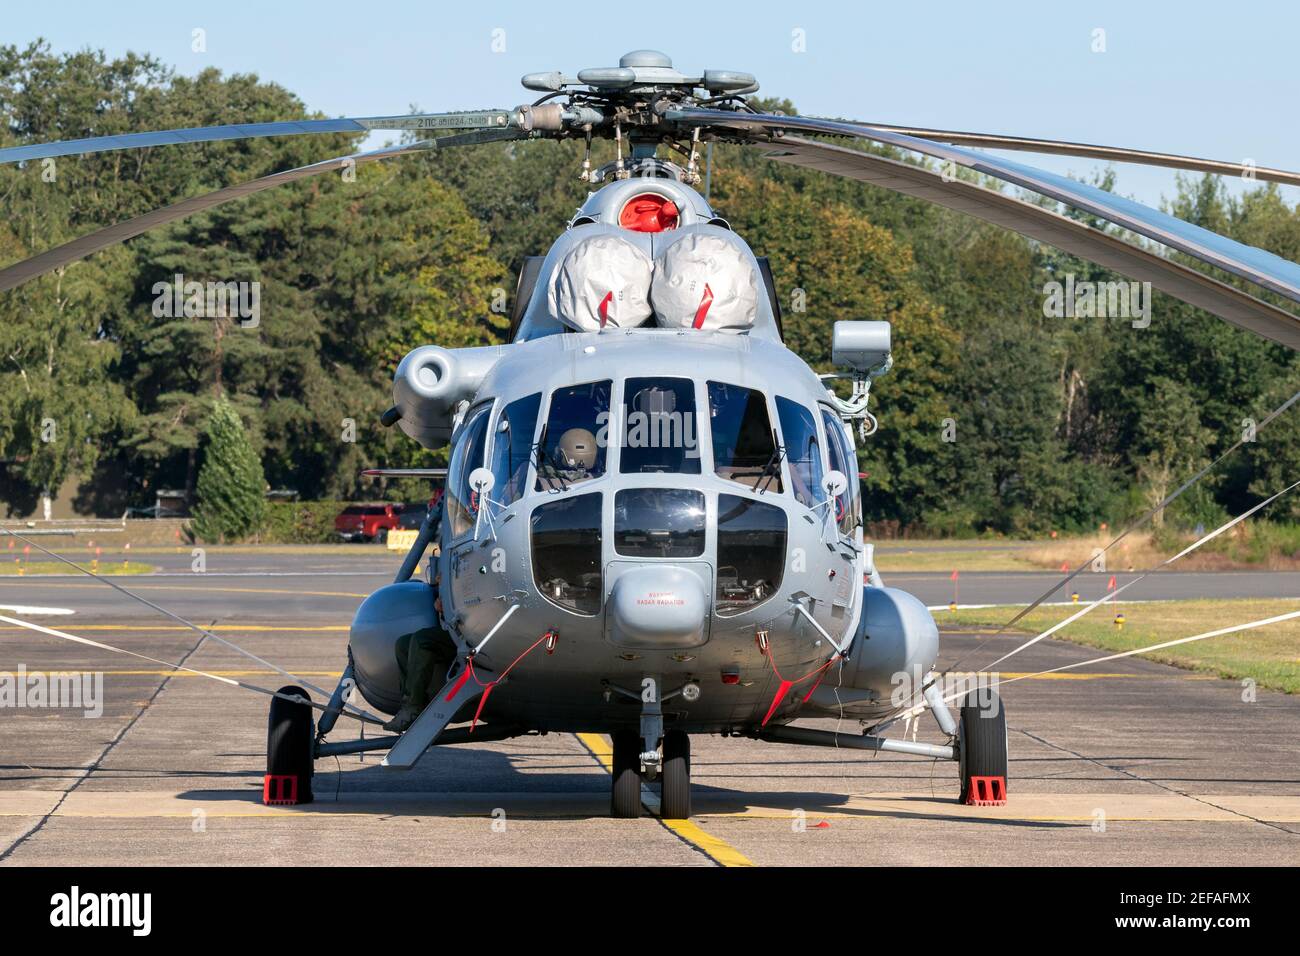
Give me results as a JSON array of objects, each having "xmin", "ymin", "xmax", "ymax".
[{"xmin": 191, "ymin": 399, "xmax": 266, "ymax": 542}]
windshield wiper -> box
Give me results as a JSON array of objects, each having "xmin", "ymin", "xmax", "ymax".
[{"xmin": 756, "ymin": 431, "xmax": 785, "ymax": 495}]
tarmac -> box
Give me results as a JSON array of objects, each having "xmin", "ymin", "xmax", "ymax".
[{"xmin": 0, "ymin": 550, "xmax": 1297, "ymax": 866}]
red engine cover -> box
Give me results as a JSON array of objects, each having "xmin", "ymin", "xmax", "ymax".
[{"xmin": 618, "ymin": 193, "xmax": 680, "ymax": 232}]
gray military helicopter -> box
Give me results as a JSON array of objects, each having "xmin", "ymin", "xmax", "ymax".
[{"xmin": 5, "ymin": 50, "xmax": 1300, "ymax": 820}]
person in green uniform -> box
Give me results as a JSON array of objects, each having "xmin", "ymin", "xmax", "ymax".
[{"xmin": 383, "ymin": 584, "xmax": 455, "ymax": 733}]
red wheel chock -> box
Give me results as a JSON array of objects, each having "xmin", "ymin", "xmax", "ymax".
[
  {"xmin": 263, "ymin": 773, "xmax": 305, "ymax": 806},
  {"xmin": 965, "ymin": 776, "xmax": 1007, "ymax": 806}
]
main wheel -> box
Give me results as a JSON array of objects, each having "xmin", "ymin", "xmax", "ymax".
[
  {"xmin": 660, "ymin": 729, "xmax": 691, "ymax": 820},
  {"xmin": 611, "ymin": 731, "xmax": 642, "ymax": 818},
  {"xmin": 958, "ymin": 689, "xmax": 1008, "ymax": 804},
  {"xmin": 266, "ymin": 685, "xmax": 314, "ymax": 805}
]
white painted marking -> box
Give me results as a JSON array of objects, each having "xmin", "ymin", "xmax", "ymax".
[{"xmin": 0, "ymin": 603, "xmax": 75, "ymax": 616}]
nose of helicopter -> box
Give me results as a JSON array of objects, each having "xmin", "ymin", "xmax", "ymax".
[{"xmin": 606, "ymin": 564, "xmax": 709, "ymax": 649}]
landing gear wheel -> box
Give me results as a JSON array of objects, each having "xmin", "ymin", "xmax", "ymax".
[
  {"xmin": 265, "ymin": 685, "xmax": 314, "ymax": 805},
  {"xmin": 957, "ymin": 689, "xmax": 1008, "ymax": 805},
  {"xmin": 611, "ymin": 731, "xmax": 642, "ymax": 818},
  {"xmin": 660, "ymin": 729, "xmax": 691, "ymax": 820}
]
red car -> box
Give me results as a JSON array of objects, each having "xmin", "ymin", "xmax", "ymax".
[
  {"xmin": 334, "ymin": 503, "xmax": 406, "ymax": 543},
  {"xmin": 334, "ymin": 494, "xmax": 442, "ymax": 543}
]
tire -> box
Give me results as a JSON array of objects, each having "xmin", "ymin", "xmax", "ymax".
[
  {"xmin": 660, "ymin": 729, "xmax": 691, "ymax": 820},
  {"xmin": 376, "ymin": 529, "xmax": 389, "ymax": 545},
  {"xmin": 958, "ymin": 689, "xmax": 1008, "ymax": 803},
  {"xmin": 611, "ymin": 731, "xmax": 642, "ymax": 818},
  {"xmin": 266, "ymin": 685, "xmax": 314, "ymax": 805}
]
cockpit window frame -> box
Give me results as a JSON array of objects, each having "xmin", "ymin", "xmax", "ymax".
[
  {"xmin": 534, "ymin": 378, "xmax": 614, "ymax": 495},
  {"xmin": 488, "ymin": 391, "xmax": 543, "ymax": 510},
  {"xmin": 705, "ymin": 380, "xmax": 783, "ymax": 495},
  {"xmin": 774, "ymin": 395, "xmax": 827, "ymax": 511},
  {"xmin": 445, "ymin": 400, "xmax": 496, "ymax": 542}
]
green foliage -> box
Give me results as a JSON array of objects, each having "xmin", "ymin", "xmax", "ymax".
[
  {"xmin": 260, "ymin": 500, "xmax": 349, "ymax": 544},
  {"xmin": 2, "ymin": 42, "xmax": 1299, "ymax": 537},
  {"xmin": 191, "ymin": 399, "xmax": 266, "ymax": 542}
]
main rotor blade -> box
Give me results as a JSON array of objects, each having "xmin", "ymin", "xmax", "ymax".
[
  {"xmin": 832, "ymin": 122, "xmax": 1300, "ymax": 188},
  {"xmin": 0, "ymin": 110, "xmax": 513, "ymax": 166},
  {"xmin": 0, "ymin": 128, "xmax": 522, "ymax": 293},
  {"xmin": 670, "ymin": 109, "xmax": 1300, "ymax": 311},
  {"xmin": 750, "ymin": 135, "xmax": 1300, "ymax": 350}
]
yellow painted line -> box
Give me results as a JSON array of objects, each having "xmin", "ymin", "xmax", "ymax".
[
  {"xmin": 657, "ymin": 817, "xmax": 756, "ymax": 867},
  {"xmin": 578, "ymin": 731, "xmax": 615, "ymax": 770},
  {"xmin": 574, "ymin": 732, "xmax": 755, "ymax": 867}
]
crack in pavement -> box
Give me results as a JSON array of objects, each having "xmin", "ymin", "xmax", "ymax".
[{"xmin": 0, "ymin": 628, "xmax": 212, "ymax": 863}]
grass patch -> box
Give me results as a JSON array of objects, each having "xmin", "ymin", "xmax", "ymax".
[
  {"xmin": 0, "ymin": 560, "xmax": 153, "ymax": 576},
  {"xmin": 875, "ymin": 547, "xmax": 1040, "ymax": 572},
  {"xmin": 942, "ymin": 598, "xmax": 1300, "ymax": 694}
]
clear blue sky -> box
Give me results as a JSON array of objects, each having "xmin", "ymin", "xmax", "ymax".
[{"xmin": 7, "ymin": 0, "xmax": 1299, "ymax": 207}]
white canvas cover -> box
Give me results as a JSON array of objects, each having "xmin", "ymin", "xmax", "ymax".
[
  {"xmin": 650, "ymin": 230, "xmax": 759, "ymax": 332},
  {"xmin": 548, "ymin": 234, "xmax": 654, "ymax": 332}
]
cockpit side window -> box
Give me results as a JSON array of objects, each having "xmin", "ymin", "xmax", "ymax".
[
  {"xmin": 775, "ymin": 396, "xmax": 825, "ymax": 509},
  {"xmin": 707, "ymin": 381, "xmax": 782, "ymax": 493},
  {"xmin": 446, "ymin": 404, "xmax": 493, "ymax": 538},
  {"xmin": 535, "ymin": 380, "xmax": 611, "ymax": 493},
  {"xmin": 619, "ymin": 377, "xmax": 701, "ymax": 474},
  {"xmin": 821, "ymin": 407, "xmax": 861, "ymax": 536},
  {"xmin": 490, "ymin": 392, "xmax": 541, "ymax": 508}
]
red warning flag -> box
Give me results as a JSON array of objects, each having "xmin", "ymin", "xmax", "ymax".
[
  {"xmin": 597, "ymin": 290, "xmax": 613, "ymax": 328},
  {"xmin": 691, "ymin": 283, "xmax": 715, "ymax": 329}
]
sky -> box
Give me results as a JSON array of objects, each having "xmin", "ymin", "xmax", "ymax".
[{"xmin": 6, "ymin": 0, "xmax": 1299, "ymax": 208}]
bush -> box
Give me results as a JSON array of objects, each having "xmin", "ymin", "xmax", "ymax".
[
  {"xmin": 260, "ymin": 501, "xmax": 351, "ymax": 544},
  {"xmin": 191, "ymin": 400, "xmax": 267, "ymax": 543}
]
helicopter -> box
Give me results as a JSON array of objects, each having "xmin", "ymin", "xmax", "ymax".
[{"xmin": 4, "ymin": 49, "xmax": 1300, "ymax": 820}]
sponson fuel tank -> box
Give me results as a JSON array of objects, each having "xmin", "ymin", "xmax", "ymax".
[
  {"xmin": 804, "ymin": 586, "xmax": 939, "ymax": 714},
  {"xmin": 348, "ymin": 581, "xmax": 445, "ymax": 715}
]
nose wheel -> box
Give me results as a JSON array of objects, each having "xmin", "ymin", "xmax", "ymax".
[
  {"xmin": 660, "ymin": 729, "xmax": 691, "ymax": 820},
  {"xmin": 610, "ymin": 729, "xmax": 693, "ymax": 819},
  {"xmin": 611, "ymin": 731, "xmax": 642, "ymax": 818}
]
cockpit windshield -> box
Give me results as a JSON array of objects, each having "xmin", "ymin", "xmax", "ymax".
[
  {"xmin": 707, "ymin": 381, "xmax": 782, "ymax": 493},
  {"xmin": 775, "ymin": 396, "xmax": 825, "ymax": 509},
  {"xmin": 446, "ymin": 403, "xmax": 492, "ymax": 538},
  {"xmin": 536, "ymin": 380, "xmax": 611, "ymax": 493},
  {"xmin": 619, "ymin": 377, "xmax": 700, "ymax": 474},
  {"xmin": 489, "ymin": 392, "xmax": 541, "ymax": 508}
]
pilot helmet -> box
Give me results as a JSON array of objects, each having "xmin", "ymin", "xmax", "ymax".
[{"xmin": 555, "ymin": 427, "xmax": 598, "ymax": 471}]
